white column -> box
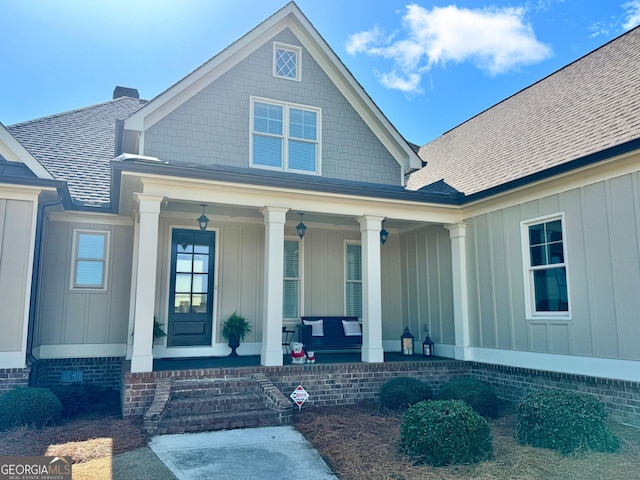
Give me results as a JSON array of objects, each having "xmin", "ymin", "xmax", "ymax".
[
  {"xmin": 446, "ymin": 223, "xmax": 471, "ymax": 360},
  {"xmin": 260, "ymin": 206, "xmax": 289, "ymax": 366},
  {"xmin": 130, "ymin": 194, "xmax": 163, "ymax": 373},
  {"xmin": 357, "ymin": 215, "xmax": 385, "ymax": 363}
]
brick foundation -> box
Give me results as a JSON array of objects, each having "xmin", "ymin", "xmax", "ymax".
[
  {"xmin": 121, "ymin": 359, "xmax": 640, "ymax": 428},
  {"xmin": 470, "ymin": 362, "xmax": 640, "ymax": 428},
  {"xmin": 36, "ymin": 357, "xmax": 123, "ymax": 390},
  {"xmin": 0, "ymin": 367, "xmax": 31, "ymax": 392}
]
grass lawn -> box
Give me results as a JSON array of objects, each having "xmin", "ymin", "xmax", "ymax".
[{"xmin": 0, "ymin": 399, "xmax": 638, "ymax": 479}]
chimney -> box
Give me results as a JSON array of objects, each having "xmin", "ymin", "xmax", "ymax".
[{"xmin": 113, "ymin": 86, "xmax": 139, "ymax": 99}]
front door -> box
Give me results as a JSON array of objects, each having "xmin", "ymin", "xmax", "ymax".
[{"xmin": 168, "ymin": 229, "xmax": 215, "ymax": 346}]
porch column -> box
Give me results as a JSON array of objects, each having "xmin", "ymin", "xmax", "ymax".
[
  {"xmin": 446, "ymin": 223, "xmax": 471, "ymax": 360},
  {"xmin": 260, "ymin": 206, "xmax": 289, "ymax": 366},
  {"xmin": 130, "ymin": 194, "xmax": 163, "ymax": 373},
  {"xmin": 357, "ymin": 215, "xmax": 385, "ymax": 363}
]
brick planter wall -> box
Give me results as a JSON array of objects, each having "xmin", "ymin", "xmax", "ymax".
[
  {"xmin": 0, "ymin": 367, "xmax": 31, "ymax": 392},
  {"xmin": 470, "ymin": 362, "xmax": 640, "ymax": 428},
  {"xmin": 36, "ymin": 357, "xmax": 123, "ymax": 390}
]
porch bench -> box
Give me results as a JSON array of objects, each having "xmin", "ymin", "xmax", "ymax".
[{"xmin": 298, "ymin": 316, "xmax": 362, "ymax": 352}]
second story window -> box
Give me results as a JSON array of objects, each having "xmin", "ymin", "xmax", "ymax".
[
  {"xmin": 251, "ymin": 97, "xmax": 321, "ymax": 174},
  {"xmin": 274, "ymin": 43, "xmax": 301, "ymax": 81}
]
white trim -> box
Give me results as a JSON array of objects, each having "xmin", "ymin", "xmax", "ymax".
[
  {"xmin": 250, "ymin": 96, "xmax": 322, "ymax": 175},
  {"xmin": 469, "ymin": 347, "xmax": 640, "ymax": 383},
  {"xmin": 34, "ymin": 343, "xmax": 127, "ymax": 359},
  {"xmin": 0, "ymin": 352, "xmax": 28, "ymax": 369},
  {"xmin": 273, "ymin": 42, "xmax": 302, "ymax": 81},
  {"xmin": 0, "ymin": 184, "xmax": 53, "ymax": 201},
  {"xmin": 153, "ymin": 341, "xmax": 262, "ymax": 359},
  {"xmin": 0, "ymin": 123, "xmax": 54, "ymax": 179},
  {"xmin": 49, "ymin": 211, "xmax": 134, "ymax": 226},
  {"xmin": 69, "ymin": 229, "xmax": 111, "ymax": 291},
  {"xmin": 520, "ymin": 212, "xmax": 571, "ymax": 320}
]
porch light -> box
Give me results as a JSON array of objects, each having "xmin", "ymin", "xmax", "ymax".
[
  {"xmin": 380, "ymin": 221, "xmax": 389, "ymax": 245},
  {"xmin": 401, "ymin": 327, "xmax": 414, "ymax": 356},
  {"xmin": 422, "ymin": 335, "xmax": 435, "ymax": 357},
  {"xmin": 197, "ymin": 204, "xmax": 209, "ymax": 231},
  {"xmin": 296, "ymin": 213, "xmax": 307, "ymax": 239}
]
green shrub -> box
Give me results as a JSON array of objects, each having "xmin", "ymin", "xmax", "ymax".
[
  {"xmin": 379, "ymin": 377, "xmax": 433, "ymax": 411},
  {"xmin": 516, "ymin": 389, "xmax": 619, "ymax": 454},
  {"xmin": 0, "ymin": 387, "xmax": 62, "ymax": 431},
  {"xmin": 437, "ymin": 377, "xmax": 499, "ymax": 418},
  {"xmin": 52, "ymin": 383, "xmax": 104, "ymax": 418},
  {"xmin": 400, "ymin": 400, "xmax": 493, "ymax": 466}
]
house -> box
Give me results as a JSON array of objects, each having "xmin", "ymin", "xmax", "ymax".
[{"xmin": 1, "ymin": 3, "xmax": 638, "ymax": 424}]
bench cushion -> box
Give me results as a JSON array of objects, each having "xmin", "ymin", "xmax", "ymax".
[{"xmin": 300, "ymin": 316, "xmax": 362, "ymax": 350}]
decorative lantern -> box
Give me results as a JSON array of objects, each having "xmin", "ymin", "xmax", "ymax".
[
  {"xmin": 380, "ymin": 221, "xmax": 389, "ymax": 245},
  {"xmin": 197, "ymin": 204, "xmax": 209, "ymax": 231},
  {"xmin": 422, "ymin": 335, "xmax": 435, "ymax": 357},
  {"xmin": 401, "ymin": 327, "xmax": 414, "ymax": 356},
  {"xmin": 296, "ymin": 213, "xmax": 307, "ymax": 239}
]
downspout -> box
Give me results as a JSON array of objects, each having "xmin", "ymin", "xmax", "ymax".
[{"xmin": 26, "ymin": 190, "xmax": 64, "ymax": 386}]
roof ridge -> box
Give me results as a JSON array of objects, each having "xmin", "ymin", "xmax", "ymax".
[
  {"xmin": 8, "ymin": 96, "xmax": 147, "ymax": 128},
  {"xmin": 434, "ymin": 24, "xmax": 640, "ymax": 140}
]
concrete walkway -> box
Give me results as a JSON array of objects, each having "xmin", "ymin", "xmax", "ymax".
[{"xmin": 149, "ymin": 426, "xmax": 337, "ymax": 480}]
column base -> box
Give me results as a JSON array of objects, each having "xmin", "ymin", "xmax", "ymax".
[
  {"xmin": 261, "ymin": 348, "xmax": 285, "ymax": 366},
  {"xmin": 361, "ymin": 347, "xmax": 384, "ymax": 363},
  {"xmin": 130, "ymin": 354, "xmax": 154, "ymax": 373}
]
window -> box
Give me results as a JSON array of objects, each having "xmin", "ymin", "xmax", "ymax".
[
  {"xmin": 345, "ymin": 243, "xmax": 362, "ymax": 318},
  {"xmin": 273, "ymin": 43, "xmax": 301, "ymax": 81},
  {"xmin": 251, "ymin": 97, "xmax": 321, "ymax": 174},
  {"xmin": 72, "ymin": 230, "xmax": 109, "ymax": 289},
  {"xmin": 522, "ymin": 215, "xmax": 569, "ymax": 318},
  {"xmin": 283, "ymin": 239, "xmax": 301, "ymax": 319}
]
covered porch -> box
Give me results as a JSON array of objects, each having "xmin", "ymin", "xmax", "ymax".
[{"xmin": 116, "ymin": 162, "xmax": 470, "ymax": 373}]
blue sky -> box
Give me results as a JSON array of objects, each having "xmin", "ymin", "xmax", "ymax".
[{"xmin": 1, "ymin": 0, "xmax": 639, "ymax": 144}]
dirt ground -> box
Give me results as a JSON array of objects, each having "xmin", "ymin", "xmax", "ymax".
[{"xmin": 1, "ymin": 401, "xmax": 639, "ymax": 480}]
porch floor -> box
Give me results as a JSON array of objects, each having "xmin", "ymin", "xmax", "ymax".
[{"xmin": 153, "ymin": 352, "xmax": 442, "ymax": 371}]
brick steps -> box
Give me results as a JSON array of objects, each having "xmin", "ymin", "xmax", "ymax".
[{"xmin": 143, "ymin": 374, "xmax": 293, "ymax": 436}]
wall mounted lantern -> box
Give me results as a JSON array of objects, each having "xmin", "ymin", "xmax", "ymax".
[
  {"xmin": 296, "ymin": 213, "xmax": 307, "ymax": 239},
  {"xmin": 197, "ymin": 204, "xmax": 209, "ymax": 231},
  {"xmin": 401, "ymin": 327, "xmax": 414, "ymax": 356},
  {"xmin": 380, "ymin": 220, "xmax": 389, "ymax": 245}
]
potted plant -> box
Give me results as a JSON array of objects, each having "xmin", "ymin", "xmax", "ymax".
[{"xmin": 221, "ymin": 311, "xmax": 251, "ymax": 356}]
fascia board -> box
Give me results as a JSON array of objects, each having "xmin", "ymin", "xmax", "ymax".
[{"xmin": 0, "ymin": 124, "xmax": 54, "ymax": 179}]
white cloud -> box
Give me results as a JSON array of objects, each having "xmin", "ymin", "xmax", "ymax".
[
  {"xmin": 346, "ymin": 3, "xmax": 552, "ymax": 94},
  {"xmin": 622, "ymin": 0, "xmax": 640, "ymax": 29}
]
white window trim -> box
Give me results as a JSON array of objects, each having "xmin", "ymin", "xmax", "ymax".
[
  {"xmin": 70, "ymin": 229, "xmax": 110, "ymax": 291},
  {"xmin": 250, "ymin": 96, "xmax": 322, "ymax": 175},
  {"xmin": 521, "ymin": 212, "xmax": 571, "ymax": 321},
  {"xmin": 283, "ymin": 236, "xmax": 304, "ymax": 321},
  {"xmin": 344, "ymin": 240, "xmax": 362, "ymax": 319},
  {"xmin": 273, "ymin": 42, "xmax": 302, "ymax": 81}
]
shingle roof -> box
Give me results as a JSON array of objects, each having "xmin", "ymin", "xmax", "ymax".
[
  {"xmin": 7, "ymin": 97, "xmax": 146, "ymax": 206},
  {"xmin": 407, "ymin": 26, "xmax": 640, "ymax": 195}
]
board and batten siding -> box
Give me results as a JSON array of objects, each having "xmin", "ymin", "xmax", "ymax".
[
  {"xmin": 35, "ymin": 219, "xmax": 133, "ymax": 349},
  {"xmin": 142, "ymin": 28, "xmax": 401, "ymax": 185},
  {"xmin": 465, "ymin": 171, "xmax": 640, "ymax": 361},
  {"xmin": 400, "ymin": 225, "xmax": 455, "ymax": 346},
  {"xmin": 0, "ymin": 199, "xmax": 34, "ymax": 353}
]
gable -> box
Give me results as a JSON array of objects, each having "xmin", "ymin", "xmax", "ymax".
[
  {"xmin": 0, "ymin": 123, "xmax": 52, "ymax": 180},
  {"xmin": 141, "ymin": 28, "xmax": 401, "ymax": 185},
  {"xmin": 124, "ymin": 2, "xmax": 421, "ymax": 182}
]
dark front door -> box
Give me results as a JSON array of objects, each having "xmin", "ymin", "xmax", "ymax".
[{"xmin": 168, "ymin": 229, "xmax": 215, "ymax": 346}]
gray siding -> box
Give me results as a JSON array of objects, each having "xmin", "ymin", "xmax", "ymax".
[
  {"xmin": 400, "ymin": 226, "xmax": 456, "ymax": 346},
  {"xmin": 36, "ymin": 219, "xmax": 133, "ymax": 347},
  {"xmin": 0, "ymin": 199, "xmax": 34, "ymax": 352},
  {"xmin": 143, "ymin": 29, "xmax": 400, "ymax": 185},
  {"xmin": 465, "ymin": 171, "xmax": 640, "ymax": 360}
]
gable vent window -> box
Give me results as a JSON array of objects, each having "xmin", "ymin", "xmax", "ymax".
[
  {"xmin": 274, "ymin": 43, "xmax": 301, "ymax": 81},
  {"xmin": 71, "ymin": 230, "xmax": 110, "ymax": 290},
  {"xmin": 521, "ymin": 214, "xmax": 570, "ymax": 319},
  {"xmin": 251, "ymin": 97, "xmax": 321, "ymax": 174}
]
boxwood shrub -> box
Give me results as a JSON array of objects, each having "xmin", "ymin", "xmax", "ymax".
[
  {"xmin": 0, "ymin": 387, "xmax": 62, "ymax": 431},
  {"xmin": 516, "ymin": 389, "xmax": 620, "ymax": 454},
  {"xmin": 437, "ymin": 377, "xmax": 499, "ymax": 418},
  {"xmin": 400, "ymin": 399, "xmax": 494, "ymax": 466},
  {"xmin": 379, "ymin": 376, "xmax": 433, "ymax": 411},
  {"xmin": 52, "ymin": 383, "xmax": 104, "ymax": 418}
]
